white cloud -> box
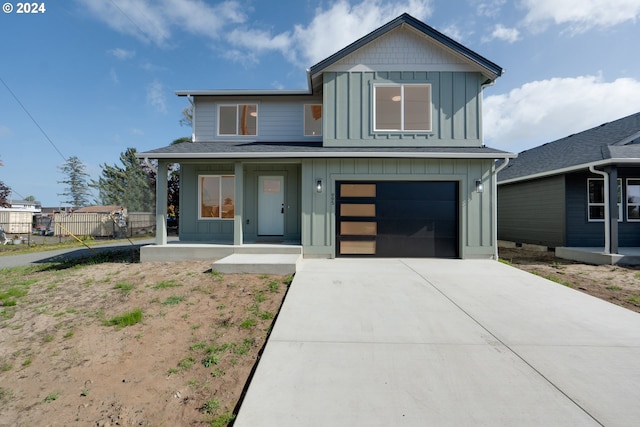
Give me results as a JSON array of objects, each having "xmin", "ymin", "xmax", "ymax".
[
  {"xmin": 146, "ymin": 80, "xmax": 167, "ymax": 113},
  {"xmin": 222, "ymin": 0, "xmax": 433, "ymax": 67},
  {"xmin": 107, "ymin": 48, "xmax": 135, "ymax": 60},
  {"xmin": 77, "ymin": 0, "xmax": 247, "ymax": 46},
  {"xmin": 483, "ymin": 74, "xmax": 640, "ymax": 152},
  {"xmin": 131, "ymin": 128, "xmax": 145, "ymax": 136},
  {"xmin": 521, "ymin": 0, "xmax": 640, "ymax": 34},
  {"xmin": 483, "ymin": 24, "xmax": 521, "ymax": 43},
  {"xmin": 109, "ymin": 68, "xmax": 119, "ymax": 84},
  {"xmin": 475, "ymin": 0, "xmax": 507, "ymax": 17},
  {"xmin": 222, "ymin": 49, "xmax": 259, "ymax": 67},
  {"xmin": 290, "ymin": 0, "xmax": 433, "ymax": 65},
  {"xmin": 438, "ymin": 23, "xmax": 466, "ymax": 43}
]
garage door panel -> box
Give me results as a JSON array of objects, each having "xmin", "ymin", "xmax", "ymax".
[
  {"xmin": 376, "ymin": 200, "xmax": 456, "ymax": 220},
  {"xmin": 337, "ymin": 181, "xmax": 459, "ymax": 258}
]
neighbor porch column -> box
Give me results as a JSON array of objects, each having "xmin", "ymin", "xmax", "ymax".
[
  {"xmin": 607, "ymin": 166, "xmax": 619, "ymax": 254},
  {"xmin": 234, "ymin": 161, "xmax": 244, "ymax": 245},
  {"xmin": 155, "ymin": 160, "xmax": 168, "ymax": 245}
]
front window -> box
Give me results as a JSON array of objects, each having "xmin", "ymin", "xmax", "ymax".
[
  {"xmin": 587, "ymin": 178, "xmax": 622, "ymax": 221},
  {"xmin": 374, "ymin": 84, "xmax": 431, "ymax": 132},
  {"xmin": 304, "ymin": 104, "xmax": 322, "ymax": 136},
  {"xmin": 627, "ymin": 179, "xmax": 640, "ymax": 221},
  {"xmin": 199, "ymin": 175, "xmax": 235, "ymax": 219},
  {"xmin": 218, "ymin": 104, "xmax": 257, "ymax": 136}
]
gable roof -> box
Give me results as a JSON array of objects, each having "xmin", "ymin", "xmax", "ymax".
[
  {"xmin": 498, "ymin": 112, "xmax": 640, "ymax": 184},
  {"xmin": 176, "ymin": 13, "xmax": 503, "ymax": 98},
  {"xmin": 309, "ymin": 13, "xmax": 503, "ymax": 87}
]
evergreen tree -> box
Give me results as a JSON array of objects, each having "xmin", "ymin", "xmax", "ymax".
[
  {"xmin": 58, "ymin": 156, "xmax": 92, "ymax": 207},
  {"xmin": 0, "ymin": 181, "xmax": 10, "ymax": 208},
  {"xmin": 90, "ymin": 148, "xmax": 156, "ymax": 212}
]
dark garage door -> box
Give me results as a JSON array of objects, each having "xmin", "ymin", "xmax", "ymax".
[{"xmin": 336, "ymin": 181, "xmax": 458, "ymax": 258}]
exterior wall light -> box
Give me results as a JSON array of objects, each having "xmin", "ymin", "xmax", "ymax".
[
  {"xmin": 316, "ymin": 179, "xmax": 323, "ymax": 193},
  {"xmin": 475, "ymin": 179, "xmax": 484, "ymax": 193}
]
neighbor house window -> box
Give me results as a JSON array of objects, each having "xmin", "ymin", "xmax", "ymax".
[
  {"xmin": 374, "ymin": 84, "xmax": 432, "ymax": 132},
  {"xmin": 199, "ymin": 175, "xmax": 235, "ymax": 219},
  {"xmin": 218, "ymin": 104, "xmax": 257, "ymax": 136},
  {"xmin": 627, "ymin": 179, "xmax": 640, "ymax": 221},
  {"xmin": 304, "ymin": 104, "xmax": 322, "ymax": 136},
  {"xmin": 587, "ymin": 178, "xmax": 622, "ymax": 221}
]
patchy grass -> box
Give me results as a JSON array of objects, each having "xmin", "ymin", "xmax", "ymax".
[{"xmin": 103, "ymin": 308, "xmax": 143, "ymax": 328}]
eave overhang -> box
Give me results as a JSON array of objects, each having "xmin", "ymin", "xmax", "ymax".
[{"xmin": 498, "ymin": 158, "xmax": 640, "ymax": 185}]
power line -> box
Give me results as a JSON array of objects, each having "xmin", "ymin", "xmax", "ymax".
[{"xmin": 0, "ymin": 76, "xmax": 67, "ymax": 163}]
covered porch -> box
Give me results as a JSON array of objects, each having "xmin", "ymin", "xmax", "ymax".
[
  {"xmin": 140, "ymin": 241, "xmax": 302, "ymax": 274},
  {"xmin": 556, "ymin": 247, "xmax": 640, "ymax": 266}
]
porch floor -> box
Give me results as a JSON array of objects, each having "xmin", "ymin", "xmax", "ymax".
[
  {"xmin": 556, "ymin": 247, "xmax": 640, "ymax": 266},
  {"xmin": 139, "ymin": 241, "xmax": 303, "ymax": 275}
]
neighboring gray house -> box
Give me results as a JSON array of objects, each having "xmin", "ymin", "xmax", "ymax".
[
  {"xmin": 138, "ymin": 13, "xmax": 514, "ymax": 261},
  {"xmin": 498, "ymin": 112, "xmax": 640, "ymax": 256}
]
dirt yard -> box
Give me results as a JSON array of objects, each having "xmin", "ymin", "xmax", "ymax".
[
  {"xmin": 499, "ymin": 247, "xmax": 640, "ymax": 314},
  {"xmin": 0, "ymin": 251, "xmax": 290, "ymax": 427},
  {"xmin": 2, "ymin": 247, "xmax": 640, "ymax": 426}
]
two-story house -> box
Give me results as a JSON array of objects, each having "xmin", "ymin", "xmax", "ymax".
[{"xmin": 137, "ymin": 13, "xmax": 515, "ymax": 263}]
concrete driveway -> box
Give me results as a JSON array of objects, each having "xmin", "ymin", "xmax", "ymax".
[{"xmin": 234, "ymin": 258, "xmax": 640, "ymax": 427}]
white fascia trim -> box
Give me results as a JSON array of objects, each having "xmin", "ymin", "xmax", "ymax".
[
  {"xmin": 498, "ymin": 158, "xmax": 640, "ymax": 185},
  {"xmin": 137, "ymin": 151, "xmax": 516, "ymax": 160},
  {"xmin": 175, "ymin": 89, "xmax": 312, "ymax": 96}
]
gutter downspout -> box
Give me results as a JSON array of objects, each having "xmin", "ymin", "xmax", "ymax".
[
  {"xmin": 493, "ymin": 157, "xmax": 510, "ymax": 260},
  {"xmin": 589, "ymin": 165, "xmax": 610, "ymax": 254}
]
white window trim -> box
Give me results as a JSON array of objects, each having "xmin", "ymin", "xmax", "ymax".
[
  {"xmin": 587, "ymin": 178, "xmax": 622, "ymax": 222},
  {"xmin": 198, "ymin": 175, "xmax": 235, "ymax": 220},
  {"xmin": 217, "ymin": 104, "xmax": 258, "ymax": 136},
  {"xmin": 626, "ymin": 178, "xmax": 640, "ymax": 222},
  {"xmin": 373, "ymin": 84, "xmax": 432, "ymax": 132},
  {"xmin": 303, "ymin": 104, "xmax": 323, "ymax": 136}
]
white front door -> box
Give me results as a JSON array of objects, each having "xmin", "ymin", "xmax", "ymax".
[{"xmin": 258, "ymin": 176, "xmax": 284, "ymax": 235}]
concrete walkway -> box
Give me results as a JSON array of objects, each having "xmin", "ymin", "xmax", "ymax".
[{"xmin": 234, "ymin": 258, "xmax": 640, "ymax": 427}]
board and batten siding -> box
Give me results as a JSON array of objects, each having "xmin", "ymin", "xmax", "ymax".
[
  {"xmin": 322, "ymin": 71, "xmax": 484, "ymax": 147},
  {"xmin": 301, "ymin": 157, "xmax": 495, "ymax": 258},
  {"xmin": 497, "ymin": 175, "xmax": 566, "ymax": 248},
  {"xmin": 193, "ymin": 96, "xmax": 322, "ymax": 142}
]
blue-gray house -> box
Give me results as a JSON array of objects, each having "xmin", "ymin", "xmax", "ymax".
[
  {"xmin": 138, "ymin": 13, "xmax": 514, "ymax": 262},
  {"xmin": 498, "ymin": 112, "xmax": 640, "ymax": 264}
]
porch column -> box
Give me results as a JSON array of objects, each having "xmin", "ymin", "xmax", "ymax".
[
  {"xmin": 155, "ymin": 160, "xmax": 168, "ymax": 245},
  {"xmin": 234, "ymin": 162, "xmax": 244, "ymax": 245},
  {"xmin": 606, "ymin": 166, "xmax": 619, "ymax": 254}
]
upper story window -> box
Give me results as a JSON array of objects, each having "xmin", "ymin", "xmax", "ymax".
[
  {"xmin": 374, "ymin": 84, "xmax": 432, "ymax": 132},
  {"xmin": 304, "ymin": 104, "xmax": 322, "ymax": 136},
  {"xmin": 218, "ymin": 104, "xmax": 257, "ymax": 136}
]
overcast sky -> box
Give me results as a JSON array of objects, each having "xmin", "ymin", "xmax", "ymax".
[{"xmin": 1, "ymin": 0, "xmax": 639, "ymax": 206}]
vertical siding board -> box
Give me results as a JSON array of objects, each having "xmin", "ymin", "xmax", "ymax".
[
  {"xmin": 466, "ymin": 74, "xmax": 479, "ymax": 140},
  {"xmin": 411, "ymin": 159, "xmax": 426, "ymax": 174},
  {"xmin": 335, "ymin": 72, "xmax": 349, "ymax": 140},
  {"xmin": 362, "ymin": 72, "xmax": 373, "ymax": 141},
  {"xmin": 325, "ymin": 72, "xmax": 337, "ymax": 141},
  {"xmin": 439, "ymin": 72, "xmax": 453, "ymax": 140},
  {"xmin": 349, "ymin": 73, "xmax": 362, "ymax": 140},
  {"xmin": 452, "ymin": 73, "xmax": 466, "ymax": 139}
]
